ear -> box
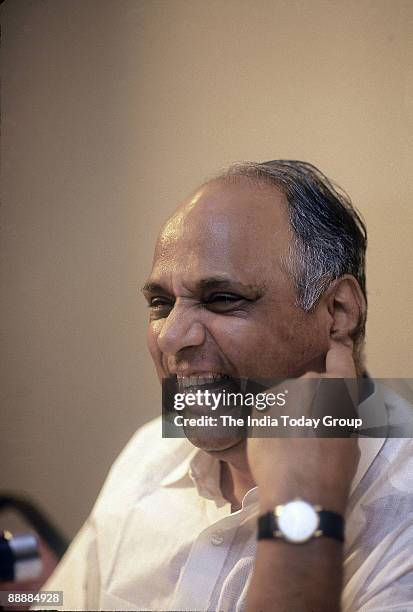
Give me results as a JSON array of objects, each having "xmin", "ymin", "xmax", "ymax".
[{"xmin": 324, "ymin": 275, "xmax": 366, "ymax": 346}]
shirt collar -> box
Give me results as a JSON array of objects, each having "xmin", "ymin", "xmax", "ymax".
[
  {"xmin": 160, "ymin": 444, "xmax": 227, "ymax": 503},
  {"xmin": 159, "ymin": 443, "xmax": 198, "ymax": 487}
]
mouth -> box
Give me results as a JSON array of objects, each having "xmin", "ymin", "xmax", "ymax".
[
  {"xmin": 176, "ymin": 372, "xmax": 232, "ymax": 392},
  {"xmin": 170, "ymin": 373, "xmax": 248, "ymax": 416}
]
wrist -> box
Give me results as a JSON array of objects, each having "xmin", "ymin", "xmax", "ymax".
[
  {"xmin": 257, "ymin": 499, "xmax": 345, "ymax": 544},
  {"xmin": 258, "ymin": 484, "xmax": 350, "ymax": 515}
]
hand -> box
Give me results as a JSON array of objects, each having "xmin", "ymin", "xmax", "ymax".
[{"xmin": 247, "ymin": 340, "xmax": 360, "ymax": 514}]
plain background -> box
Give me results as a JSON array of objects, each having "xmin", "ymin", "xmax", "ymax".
[{"xmin": 1, "ymin": 0, "xmax": 412, "ymax": 539}]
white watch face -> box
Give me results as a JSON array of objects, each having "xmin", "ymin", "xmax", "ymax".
[{"xmin": 276, "ymin": 500, "xmax": 319, "ymax": 543}]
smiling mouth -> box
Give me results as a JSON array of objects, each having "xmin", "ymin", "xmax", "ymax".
[
  {"xmin": 163, "ymin": 373, "xmax": 252, "ymax": 424},
  {"xmin": 176, "ymin": 373, "xmax": 231, "ymax": 391}
]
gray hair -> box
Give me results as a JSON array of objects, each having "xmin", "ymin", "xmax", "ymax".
[{"xmin": 216, "ymin": 160, "xmax": 367, "ymax": 346}]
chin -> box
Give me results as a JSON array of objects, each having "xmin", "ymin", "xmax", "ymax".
[{"xmin": 183, "ymin": 428, "xmax": 246, "ymax": 453}]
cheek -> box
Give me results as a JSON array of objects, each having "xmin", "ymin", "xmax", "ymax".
[
  {"xmin": 265, "ymin": 312, "xmax": 329, "ymax": 373},
  {"xmin": 208, "ymin": 317, "xmax": 282, "ymax": 376},
  {"xmin": 209, "ymin": 311, "xmax": 327, "ymax": 378},
  {"xmin": 146, "ymin": 321, "xmax": 164, "ymax": 374}
]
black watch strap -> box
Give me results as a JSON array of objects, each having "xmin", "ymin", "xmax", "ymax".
[{"xmin": 258, "ymin": 509, "xmax": 344, "ymax": 542}]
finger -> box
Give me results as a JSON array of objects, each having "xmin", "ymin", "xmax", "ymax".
[{"xmin": 325, "ymin": 339, "xmax": 356, "ymax": 378}]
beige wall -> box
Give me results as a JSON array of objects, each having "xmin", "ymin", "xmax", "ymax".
[{"xmin": 1, "ymin": 0, "xmax": 412, "ymax": 538}]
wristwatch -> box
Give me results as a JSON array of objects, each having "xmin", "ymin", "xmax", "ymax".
[{"xmin": 257, "ymin": 499, "xmax": 344, "ymax": 543}]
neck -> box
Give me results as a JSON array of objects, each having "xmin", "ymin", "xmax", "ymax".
[{"xmin": 209, "ymin": 440, "xmax": 256, "ymax": 510}]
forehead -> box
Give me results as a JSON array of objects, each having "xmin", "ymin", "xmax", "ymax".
[{"xmin": 150, "ymin": 178, "xmax": 291, "ymax": 287}]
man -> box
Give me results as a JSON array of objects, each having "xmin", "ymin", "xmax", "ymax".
[{"xmin": 40, "ymin": 160, "xmax": 412, "ymax": 611}]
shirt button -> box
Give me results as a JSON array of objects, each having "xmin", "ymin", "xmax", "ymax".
[{"xmin": 211, "ymin": 530, "xmax": 224, "ymax": 546}]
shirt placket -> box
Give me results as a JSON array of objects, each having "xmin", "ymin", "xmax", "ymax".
[{"xmin": 170, "ymin": 504, "xmax": 240, "ymax": 611}]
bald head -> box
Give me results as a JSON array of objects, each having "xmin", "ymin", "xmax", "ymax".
[{"xmin": 154, "ymin": 177, "xmax": 293, "ymax": 291}]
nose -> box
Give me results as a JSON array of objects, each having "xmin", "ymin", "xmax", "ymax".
[{"xmin": 156, "ymin": 300, "xmax": 206, "ymax": 355}]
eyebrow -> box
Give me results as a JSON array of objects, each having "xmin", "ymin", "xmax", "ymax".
[
  {"xmin": 141, "ymin": 277, "xmax": 266, "ymax": 298},
  {"xmin": 141, "ymin": 281, "xmax": 169, "ymax": 296},
  {"xmin": 198, "ymin": 277, "xmax": 264, "ymax": 296}
]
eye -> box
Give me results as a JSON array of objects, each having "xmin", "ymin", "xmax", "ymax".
[
  {"xmin": 148, "ymin": 297, "xmax": 174, "ymax": 318},
  {"xmin": 204, "ymin": 293, "xmax": 244, "ymax": 313}
]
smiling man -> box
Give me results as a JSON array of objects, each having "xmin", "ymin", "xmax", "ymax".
[{"xmin": 39, "ymin": 161, "xmax": 412, "ymax": 611}]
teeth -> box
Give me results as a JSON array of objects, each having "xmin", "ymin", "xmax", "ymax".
[{"xmin": 176, "ymin": 373, "xmax": 229, "ymax": 389}]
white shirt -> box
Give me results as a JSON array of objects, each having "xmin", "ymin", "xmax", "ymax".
[{"xmin": 41, "ymin": 384, "xmax": 413, "ymax": 611}]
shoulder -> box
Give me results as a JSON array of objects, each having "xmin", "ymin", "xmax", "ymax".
[
  {"xmin": 344, "ymin": 387, "xmax": 413, "ymax": 608},
  {"xmin": 93, "ymin": 417, "xmax": 195, "ymax": 513},
  {"xmin": 381, "ymin": 384, "xmax": 413, "ymax": 472},
  {"xmin": 364, "ymin": 383, "xmax": 413, "ymax": 488},
  {"xmin": 382, "ymin": 383, "xmax": 413, "ymax": 429},
  {"xmin": 347, "ymin": 383, "xmax": 413, "ymax": 534}
]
